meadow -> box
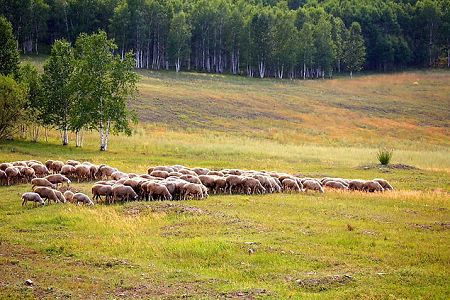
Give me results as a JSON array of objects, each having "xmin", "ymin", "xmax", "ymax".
[{"xmin": 0, "ymin": 65, "xmax": 449, "ymax": 299}]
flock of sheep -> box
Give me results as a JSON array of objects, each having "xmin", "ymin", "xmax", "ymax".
[{"xmin": 0, "ymin": 159, "xmax": 394, "ymax": 207}]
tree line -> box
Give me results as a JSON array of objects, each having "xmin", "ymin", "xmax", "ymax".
[
  {"xmin": 0, "ymin": 17, "xmax": 138, "ymax": 150},
  {"xmin": 1, "ymin": 0, "xmax": 449, "ymax": 79}
]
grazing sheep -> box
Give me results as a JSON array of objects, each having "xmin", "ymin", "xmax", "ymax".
[
  {"xmin": 45, "ymin": 160, "xmax": 54, "ymax": 170},
  {"xmin": 282, "ymin": 178, "xmax": 302, "ymax": 192},
  {"xmin": 5, "ymin": 167, "xmax": 20, "ymax": 185},
  {"xmin": 225, "ymin": 175, "xmax": 244, "ymax": 194},
  {"xmin": 303, "ymin": 180, "xmax": 324, "ymax": 193},
  {"xmin": 64, "ymin": 190, "xmax": 75, "ymax": 203},
  {"xmin": 95, "ymin": 165, "xmax": 117, "ymax": 180},
  {"xmin": 20, "ymin": 167, "xmax": 36, "ymax": 182},
  {"xmin": 66, "ymin": 160, "xmax": 81, "ymax": 166},
  {"xmin": 54, "ymin": 190, "xmax": 67, "ymax": 203},
  {"xmin": 13, "ymin": 161, "xmax": 27, "ymax": 167},
  {"xmin": 0, "ymin": 162, "xmax": 13, "ymax": 171},
  {"xmin": 324, "ymin": 181, "xmax": 349, "ymax": 190},
  {"xmin": 45, "ymin": 174, "xmax": 71, "ymax": 187},
  {"xmin": 373, "ymin": 178, "xmax": 394, "ymax": 191},
  {"xmin": 92, "ymin": 184, "xmax": 113, "ymax": 203},
  {"xmin": 150, "ymin": 170, "xmax": 170, "ymax": 179},
  {"xmin": 179, "ymin": 168, "xmax": 197, "ymax": 176},
  {"xmin": 348, "ymin": 180, "xmax": 366, "ymax": 191},
  {"xmin": 0, "ymin": 170, "xmax": 7, "ymax": 185},
  {"xmin": 61, "ymin": 165, "xmax": 76, "ymax": 178},
  {"xmin": 22, "ymin": 192, "xmax": 45, "ymax": 206},
  {"xmin": 111, "ymin": 171, "xmax": 128, "ymax": 181},
  {"xmin": 146, "ymin": 182, "xmax": 172, "ymax": 201},
  {"xmin": 73, "ymin": 193, "xmax": 94, "ymax": 206},
  {"xmin": 242, "ymin": 177, "xmax": 266, "ymax": 194},
  {"xmin": 363, "ymin": 181, "xmax": 384, "ymax": 193},
  {"xmin": 49, "ymin": 160, "xmax": 64, "ymax": 174},
  {"xmin": 192, "ymin": 168, "xmax": 210, "ymax": 176},
  {"xmin": 182, "ymin": 183, "xmax": 204, "ymax": 200},
  {"xmin": 112, "ymin": 185, "xmax": 138, "ymax": 203},
  {"xmin": 33, "ymin": 187, "xmax": 60, "ymax": 204},
  {"xmin": 214, "ymin": 177, "xmax": 227, "ymax": 194},
  {"xmin": 180, "ymin": 174, "xmax": 202, "ymax": 184},
  {"xmin": 31, "ymin": 178, "xmax": 55, "ymax": 189},
  {"xmin": 199, "ymin": 175, "xmax": 216, "ymax": 192},
  {"xmin": 207, "ymin": 170, "xmax": 224, "ymax": 177},
  {"xmin": 30, "ymin": 163, "xmax": 49, "ymax": 177},
  {"xmin": 75, "ymin": 165, "xmax": 91, "ymax": 182}
]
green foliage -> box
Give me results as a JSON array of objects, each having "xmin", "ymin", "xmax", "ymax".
[
  {"xmin": 0, "ymin": 75, "xmax": 26, "ymax": 139},
  {"xmin": 377, "ymin": 148, "xmax": 393, "ymax": 165},
  {"xmin": 344, "ymin": 22, "xmax": 366, "ymax": 77},
  {"xmin": 0, "ymin": 16, "xmax": 20, "ymax": 76}
]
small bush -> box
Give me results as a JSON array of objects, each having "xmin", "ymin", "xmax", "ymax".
[{"xmin": 377, "ymin": 148, "xmax": 393, "ymax": 165}]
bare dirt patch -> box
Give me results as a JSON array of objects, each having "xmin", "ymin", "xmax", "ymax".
[{"xmin": 296, "ymin": 274, "xmax": 354, "ymax": 292}]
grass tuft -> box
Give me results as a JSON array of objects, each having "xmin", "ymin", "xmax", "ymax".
[{"xmin": 377, "ymin": 148, "xmax": 393, "ymax": 165}]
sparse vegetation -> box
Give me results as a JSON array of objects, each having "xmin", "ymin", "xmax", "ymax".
[{"xmin": 377, "ymin": 148, "xmax": 393, "ymax": 165}]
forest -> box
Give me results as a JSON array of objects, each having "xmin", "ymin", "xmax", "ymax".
[{"xmin": 0, "ymin": 0, "xmax": 449, "ymax": 78}]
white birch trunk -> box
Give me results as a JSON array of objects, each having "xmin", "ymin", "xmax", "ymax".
[{"xmin": 62, "ymin": 126, "xmax": 69, "ymax": 145}]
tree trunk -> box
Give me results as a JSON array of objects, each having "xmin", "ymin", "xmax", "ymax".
[
  {"xmin": 76, "ymin": 130, "xmax": 82, "ymax": 147},
  {"xmin": 62, "ymin": 126, "xmax": 69, "ymax": 145},
  {"xmin": 32, "ymin": 125, "xmax": 39, "ymax": 142},
  {"xmin": 350, "ymin": 71, "xmax": 353, "ymax": 79},
  {"xmin": 99, "ymin": 121, "xmax": 105, "ymax": 151},
  {"xmin": 45, "ymin": 127, "xmax": 48, "ymax": 142},
  {"xmin": 104, "ymin": 119, "xmax": 111, "ymax": 151}
]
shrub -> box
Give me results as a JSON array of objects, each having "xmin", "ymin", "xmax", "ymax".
[{"xmin": 377, "ymin": 148, "xmax": 393, "ymax": 165}]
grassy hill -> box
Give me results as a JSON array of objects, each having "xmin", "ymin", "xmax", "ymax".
[{"xmin": 1, "ymin": 59, "xmax": 449, "ymax": 298}]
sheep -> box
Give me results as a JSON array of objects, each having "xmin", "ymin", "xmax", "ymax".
[
  {"xmin": 179, "ymin": 168, "xmax": 197, "ymax": 176},
  {"xmin": 112, "ymin": 185, "xmax": 138, "ymax": 203},
  {"xmin": 5, "ymin": 167, "xmax": 20, "ymax": 185},
  {"xmin": 322, "ymin": 177, "xmax": 349, "ymax": 187},
  {"xmin": 21, "ymin": 192, "xmax": 45, "ymax": 206},
  {"xmin": 242, "ymin": 177, "xmax": 266, "ymax": 194},
  {"xmin": 111, "ymin": 171, "xmax": 128, "ymax": 181},
  {"xmin": 303, "ymin": 179, "xmax": 324, "ymax": 193},
  {"xmin": 373, "ymin": 178, "xmax": 394, "ymax": 191},
  {"xmin": 182, "ymin": 183, "xmax": 204, "ymax": 200},
  {"xmin": 282, "ymin": 178, "xmax": 302, "ymax": 192},
  {"xmin": 45, "ymin": 160, "xmax": 54, "ymax": 170},
  {"xmin": 64, "ymin": 190, "xmax": 75, "ymax": 203},
  {"xmin": 66, "ymin": 160, "xmax": 81, "ymax": 166},
  {"xmin": 95, "ymin": 165, "xmax": 117, "ymax": 180},
  {"xmin": 324, "ymin": 181, "xmax": 349, "ymax": 190},
  {"xmin": 150, "ymin": 170, "xmax": 170, "ymax": 179},
  {"xmin": 31, "ymin": 178, "xmax": 55, "ymax": 189},
  {"xmin": 92, "ymin": 184, "xmax": 113, "ymax": 203},
  {"xmin": 30, "ymin": 163, "xmax": 49, "ymax": 177},
  {"xmin": 73, "ymin": 193, "xmax": 94, "ymax": 206},
  {"xmin": 199, "ymin": 175, "xmax": 216, "ymax": 192},
  {"xmin": 192, "ymin": 168, "xmax": 210, "ymax": 176},
  {"xmin": 61, "ymin": 165, "xmax": 76, "ymax": 178},
  {"xmin": 45, "ymin": 174, "xmax": 71, "ymax": 187},
  {"xmin": 20, "ymin": 167, "xmax": 36, "ymax": 182},
  {"xmin": 146, "ymin": 182, "xmax": 172, "ymax": 201},
  {"xmin": 207, "ymin": 170, "xmax": 224, "ymax": 177},
  {"xmin": 180, "ymin": 174, "xmax": 202, "ymax": 184},
  {"xmin": 214, "ymin": 177, "xmax": 227, "ymax": 194},
  {"xmin": 348, "ymin": 180, "xmax": 366, "ymax": 191},
  {"xmin": 0, "ymin": 162, "xmax": 13, "ymax": 171},
  {"xmin": 0, "ymin": 170, "xmax": 7, "ymax": 185},
  {"xmin": 33, "ymin": 187, "xmax": 60, "ymax": 204},
  {"xmin": 12, "ymin": 161, "xmax": 27, "ymax": 167},
  {"xmin": 225, "ymin": 175, "xmax": 244, "ymax": 194},
  {"xmin": 75, "ymin": 165, "xmax": 91, "ymax": 182},
  {"xmin": 54, "ymin": 190, "xmax": 67, "ymax": 203},
  {"xmin": 363, "ymin": 180, "xmax": 384, "ymax": 193},
  {"xmin": 49, "ymin": 160, "xmax": 64, "ymax": 174}
]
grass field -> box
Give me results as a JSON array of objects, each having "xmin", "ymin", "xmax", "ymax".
[{"xmin": 1, "ymin": 61, "xmax": 449, "ymax": 299}]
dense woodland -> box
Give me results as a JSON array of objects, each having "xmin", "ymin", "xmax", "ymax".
[{"xmin": 1, "ymin": 0, "xmax": 449, "ymax": 78}]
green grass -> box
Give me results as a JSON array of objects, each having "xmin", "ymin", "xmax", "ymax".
[{"xmin": 1, "ymin": 61, "xmax": 449, "ymax": 298}]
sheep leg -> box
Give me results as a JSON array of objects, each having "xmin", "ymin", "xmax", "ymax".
[{"xmin": 22, "ymin": 198, "xmax": 26, "ymax": 206}]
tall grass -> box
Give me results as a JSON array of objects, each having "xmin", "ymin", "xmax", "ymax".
[{"xmin": 377, "ymin": 148, "xmax": 393, "ymax": 165}]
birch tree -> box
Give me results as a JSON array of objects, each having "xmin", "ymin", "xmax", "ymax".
[
  {"xmin": 343, "ymin": 22, "xmax": 366, "ymax": 78},
  {"xmin": 168, "ymin": 11, "xmax": 192, "ymax": 72},
  {"xmin": 74, "ymin": 31, "xmax": 138, "ymax": 151},
  {"xmin": 41, "ymin": 39, "xmax": 75, "ymax": 145}
]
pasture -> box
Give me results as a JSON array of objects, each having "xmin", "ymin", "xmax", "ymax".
[{"xmin": 0, "ymin": 65, "xmax": 449, "ymax": 299}]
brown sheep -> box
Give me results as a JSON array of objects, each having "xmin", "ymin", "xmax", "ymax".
[
  {"xmin": 33, "ymin": 187, "xmax": 60, "ymax": 204},
  {"xmin": 324, "ymin": 181, "xmax": 349, "ymax": 190},
  {"xmin": 75, "ymin": 165, "xmax": 91, "ymax": 182},
  {"xmin": 179, "ymin": 168, "xmax": 197, "ymax": 176},
  {"xmin": 168, "ymin": 172, "xmax": 182, "ymax": 177},
  {"xmin": 54, "ymin": 190, "xmax": 67, "ymax": 203},
  {"xmin": 45, "ymin": 174, "xmax": 71, "ymax": 187},
  {"xmin": 64, "ymin": 190, "xmax": 75, "ymax": 203},
  {"xmin": 66, "ymin": 160, "xmax": 81, "ymax": 166},
  {"xmin": 363, "ymin": 181, "xmax": 384, "ymax": 193},
  {"xmin": 373, "ymin": 178, "xmax": 394, "ymax": 191},
  {"xmin": 182, "ymin": 183, "xmax": 204, "ymax": 200},
  {"xmin": 31, "ymin": 178, "xmax": 55, "ymax": 189},
  {"xmin": 303, "ymin": 180, "xmax": 324, "ymax": 193},
  {"xmin": 5, "ymin": 167, "xmax": 20, "ymax": 185},
  {"xmin": 22, "ymin": 192, "xmax": 45, "ymax": 206},
  {"xmin": 322, "ymin": 177, "xmax": 349, "ymax": 187},
  {"xmin": 30, "ymin": 163, "xmax": 49, "ymax": 177},
  {"xmin": 348, "ymin": 180, "xmax": 366, "ymax": 191},
  {"xmin": 214, "ymin": 177, "xmax": 227, "ymax": 194},
  {"xmin": 180, "ymin": 174, "xmax": 202, "ymax": 184},
  {"xmin": 0, "ymin": 162, "xmax": 13, "ymax": 171},
  {"xmin": 207, "ymin": 170, "xmax": 224, "ymax": 176},
  {"xmin": 45, "ymin": 160, "xmax": 54, "ymax": 170},
  {"xmin": 282, "ymin": 178, "xmax": 302, "ymax": 192},
  {"xmin": 95, "ymin": 165, "xmax": 117, "ymax": 180},
  {"xmin": 111, "ymin": 171, "xmax": 128, "ymax": 181},
  {"xmin": 242, "ymin": 177, "xmax": 266, "ymax": 194},
  {"xmin": 0, "ymin": 170, "xmax": 7, "ymax": 185},
  {"xmin": 61, "ymin": 165, "xmax": 76, "ymax": 178},
  {"xmin": 112, "ymin": 185, "xmax": 138, "ymax": 203},
  {"xmin": 198, "ymin": 175, "xmax": 216, "ymax": 192},
  {"xmin": 146, "ymin": 182, "xmax": 172, "ymax": 201},
  {"xmin": 49, "ymin": 160, "xmax": 64, "ymax": 174},
  {"xmin": 12, "ymin": 161, "xmax": 27, "ymax": 167},
  {"xmin": 150, "ymin": 170, "xmax": 170, "ymax": 179},
  {"xmin": 192, "ymin": 168, "xmax": 210, "ymax": 176},
  {"xmin": 20, "ymin": 167, "xmax": 36, "ymax": 182},
  {"xmin": 73, "ymin": 193, "xmax": 94, "ymax": 206},
  {"xmin": 92, "ymin": 184, "xmax": 113, "ymax": 203},
  {"xmin": 225, "ymin": 175, "xmax": 244, "ymax": 194}
]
